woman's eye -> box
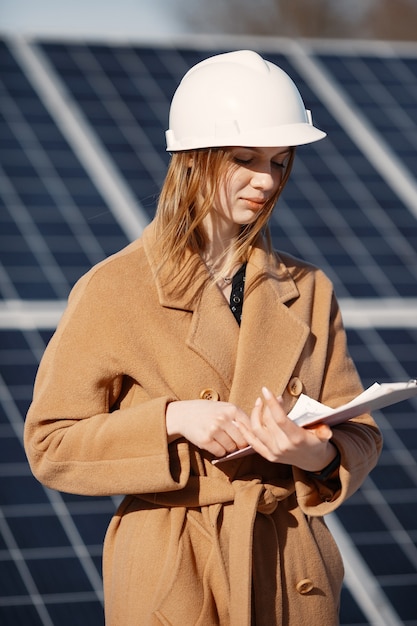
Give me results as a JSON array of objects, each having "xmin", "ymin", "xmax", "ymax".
[{"xmin": 233, "ymin": 155, "xmax": 286, "ymax": 168}]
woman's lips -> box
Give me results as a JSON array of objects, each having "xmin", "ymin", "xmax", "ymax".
[{"xmin": 242, "ymin": 197, "xmax": 266, "ymax": 210}]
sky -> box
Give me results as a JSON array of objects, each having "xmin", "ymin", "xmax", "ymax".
[
  {"xmin": 0, "ymin": 0, "xmax": 186, "ymax": 38},
  {"xmin": 0, "ymin": 0, "xmax": 393, "ymax": 42}
]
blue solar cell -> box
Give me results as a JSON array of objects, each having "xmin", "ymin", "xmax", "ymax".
[
  {"xmin": 352, "ymin": 357, "xmax": 393, "ymax": 382},
  {"xmin": 0, "ymin": 330, "xmax": 32, "ymax": 350},
  {"xmin": 0, "ymin": 605, "xmax": 45, "ymax": 626},
  {"xmin": 15, "ymin": 190, "xmax": 55, "ymax": 208},
  {"xmin": 339, "ymin": 587, "xmax": 368, "ymax": 623},
  {"xmin": 360, "ymin": 542, "xmax": 415, "ymax": 577},
  {"xmin": 1, "ymin": 69, "xmax": 35, "ymax": 96},
  {"xmin": 125, "ymin": 99, "xmax": 161, "ymax": 124},
  {"xmin": 37, "ymin": 42, "xmax": 77, "ymax": 68},
  {"xmin": 7, "ymin": 515, "xmax": 71, "ymax": 549},
  {"xmin": 383, "ymin": 585, "xmax": 417, "ymax": 622},
  {"xmin": 370, "ymin": 463, "xmax": 417, "ymax": 490},
  {"xmin": 402, "ymin": 57, "xmax": 417, "ymax": 79},
  {"xmin": 26, "ymin": 556, "xmax": 95, "ymax": 594},
  {"xmin": 72, "ymin": 510, "xmax": 114, "ymax": 545},
  {"xmin": 0, "ymin": 40, "xmax": 18, "ymax": 67},
  {"xmin": 0, "ymin": 407, "xmax": 10, "ymax": 425},
  {"xmin": 0, "ymin": 437, "xmax": 26, "ymax": 463},
  {"xmin": 0, "ymin": 475, "xmax": 49, "ymax": 506},
  {"xmin": 377, "ymin": 330, "xmax": 417, "ymax": 369},
  {"xmin": 1, "ymin": 362, "xmax": 38, "ymax": 387},
  {"xmin": 336, "ymin": 500, "xmax": 388, "ymax": 533},
  {"xmin": 46, "ymin": 599, "xmax": 104, "ymax": 625},
  {"xmin": 60, "ymin": 73, "xmax": 98, "ymax": 97},
  {"xmin": 17, "ymin": 102, "xmax": 53, "ymax": 125},
  {"xmin": 395, "ymin": 428, "xmax": 417, "ymax": 451},
  {"xmin": 141, "ymin": 46, "xmax": 191, "ymax": 78},
  {"xmin": 40, "ymin": 330, "xmax": 54, "ymax": 344},
  {"xmin": 7, "ymin": 277, "xmax": 61, "ymax": 300},
  {"xmin": 50, "ymin": 250, "xmax": 92, "ymax": 268},
  {"xmin": 0, "ymin": 561, "xmax": 30, "ymax": 596}
]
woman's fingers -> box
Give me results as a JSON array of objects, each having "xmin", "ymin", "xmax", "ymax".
[
  {"xmin": 234, "ymin": 387, "xmax": 336, "ymax": 467},
  {"xmin": 167, "ymin": 399, "xmax": 250, "ymax": 456},
  {"xmin": 249, "ymin": 396, "xmax": 264, "ymax": 430},
  {"xmin": 306, "ymin": 423, "xmax": 333, "ymax": 442},
  {"xmin": 234, "ymin": 415, "xmax": 271, "ymax": 458},
  {"xmin": 213, "ymin": 423, "xmax": 248, "ymax": 454},
  {"xmin": 260, "ymin": 387, "xmax": 287, "ymax": 425},
  {"xmin": 247, "ymin": 388, "xmax": 289, "ymax": 443},
  {"xmin": 261, "ymin": 388, "xmax": 332, "ymax": 442}
]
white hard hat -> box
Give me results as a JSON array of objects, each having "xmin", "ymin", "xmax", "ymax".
[{"xmin": 166, "ymin": 50, "xmax": 326, "ymax": 151}]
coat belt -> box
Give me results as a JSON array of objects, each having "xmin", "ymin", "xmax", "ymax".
[{"xmin": 137, "ymin": 476, "xmax": 293, "ymax": 626}]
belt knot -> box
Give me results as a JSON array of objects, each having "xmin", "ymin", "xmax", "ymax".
[
  {"xmin": 232, "ymin": 477, "xmax": 284, "ymax": 515},
  {"xmin": 257, "ymin": 486, "xmax": 279, "ymax": 514}
]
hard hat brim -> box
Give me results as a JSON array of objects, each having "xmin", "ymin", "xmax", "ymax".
[{"xmin": 165, "ymin": 123, "xmax": 326, "ymax": 152}]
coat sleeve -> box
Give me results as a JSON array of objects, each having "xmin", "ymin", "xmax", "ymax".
[
  {"xmin": 24, "ymin": 269, "xmax": 191, "ymax": 497},
  {"xmin": 292, "ymin": 289, "xmax": 383, "ymax": 516}
]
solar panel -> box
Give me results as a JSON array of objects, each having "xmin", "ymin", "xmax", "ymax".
[
  {"xmin": 0, "ymin": 40, "xmax": 130, "ymax": 301},
  {"xmin": 316, "ymin": 53, "xmax": 417, "ymax": 173},
  {"xmin": 1, "ymin": 35, "xmax": 416, "ymax": 625}
]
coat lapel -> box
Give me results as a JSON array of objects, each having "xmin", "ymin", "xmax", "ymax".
[
  {"xmin": 142, "ymin": 223, "xmax": 240, "ymax": 388},
  {"xmin": 186, "ymin": 283, "xmax": 240, "ymax": 388},
  {"xmin": 228, "ymin": 244, "xmax": 309, "ymax": 413}
]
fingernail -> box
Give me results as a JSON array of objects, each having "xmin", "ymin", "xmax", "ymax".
[
  {"xmin": 262, "ymin": 386, "xmax": 272, "ymax": 399},
  {"xmin": 255, "ymin": 396, "xmax": 262, "ymax": 407}
]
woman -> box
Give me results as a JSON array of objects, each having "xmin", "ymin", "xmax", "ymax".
[{"xmin": 24, "ymin": 50, "xmax": 382, "ymax": 625}]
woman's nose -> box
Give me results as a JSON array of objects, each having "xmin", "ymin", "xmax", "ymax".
[{"xmin": 251, "ymin": 168, "xmax": 277, "ymax": 191}]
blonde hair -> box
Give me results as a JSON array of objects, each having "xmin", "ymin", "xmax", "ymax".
[{"xmin": 154, "ymin": 147, "xmax": 295, "ymax": 281}]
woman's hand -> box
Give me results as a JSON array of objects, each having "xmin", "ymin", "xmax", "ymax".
[
  {"xmin": 166, "ymin": 400, "xmax": 250, "ymax": 457},
  {"xmin": 235, "ymin": 387, "xmax": 337, "ymax": 471}
]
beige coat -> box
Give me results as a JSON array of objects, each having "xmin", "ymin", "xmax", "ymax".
[{"xmin": 25, "ymin": 222, "xmax": 382, "ymax": 625}]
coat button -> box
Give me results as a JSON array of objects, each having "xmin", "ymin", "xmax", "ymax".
[
  {"xmin": 287, "ymin": 376, "xmax": 303, "ymax": 397},
  {"xmin": 199, "ymin": 388, "xmax": 220, "ymax": 401},
  {"xmin": 296, "ymin": 578, "xmax": 314, "ymax": 594}
]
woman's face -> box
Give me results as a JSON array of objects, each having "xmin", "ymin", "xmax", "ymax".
[{"xmin": 207, "ymin": 146, "xmax": 290, "ymax": 238}]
